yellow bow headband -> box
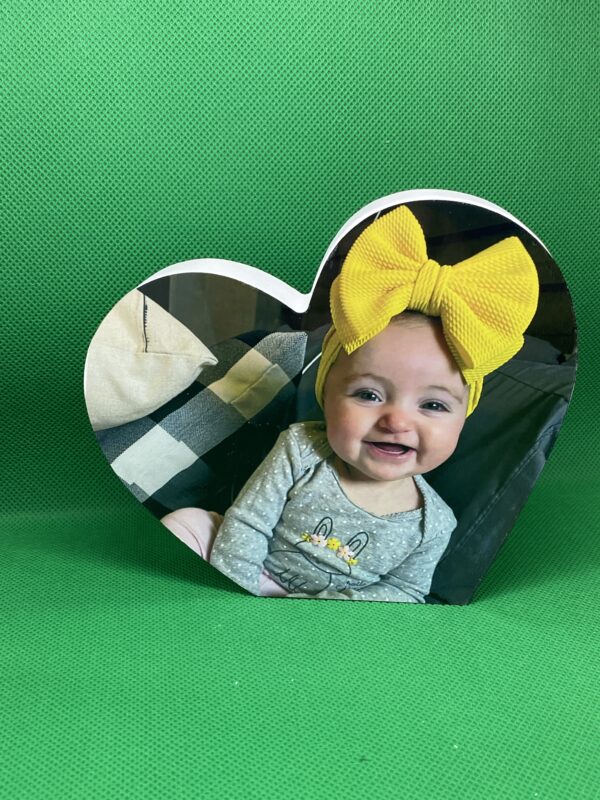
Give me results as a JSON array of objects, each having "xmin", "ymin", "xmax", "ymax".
[{"xmin": 315, "ymin": 205, "xmax": 539, "ymax": 416}]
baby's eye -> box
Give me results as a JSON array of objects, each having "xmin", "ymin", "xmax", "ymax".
[
  {"xmin": 421, "ymin": 400, "xmax": 450, "ymax": 412},
  {"xmin": 353, "ymin": 389, "xmax": 382, "ymax": 402}
]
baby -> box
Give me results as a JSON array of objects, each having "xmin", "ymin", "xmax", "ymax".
[{"xmin": 162, "ymin": 205, "xmax": 539, "ymax": 602}]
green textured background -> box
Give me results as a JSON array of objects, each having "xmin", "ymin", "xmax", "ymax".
[{"xmin": 2, "ymin": 3, "xmax": 598, "ymax": 798}]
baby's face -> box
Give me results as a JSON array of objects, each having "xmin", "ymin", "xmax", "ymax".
[{"xmin": 323, "ymin": 317, "xmax": 468, "ymax": 484}]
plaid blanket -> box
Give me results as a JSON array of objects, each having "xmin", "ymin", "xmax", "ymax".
[{"xmin": 96, "ymin": 329, "xmax": 308, "ymax": 517}]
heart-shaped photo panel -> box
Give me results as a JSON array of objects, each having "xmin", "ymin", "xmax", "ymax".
[{"xmin": 84, "ymin": 190, "xmax": 576, "ymax": 604}]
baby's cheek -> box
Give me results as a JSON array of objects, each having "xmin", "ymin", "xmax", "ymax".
[
  {"xmin": 326, "ymin": 408, "xmax": 353, "ymax": 439},
  {"xmin": 437, "ymin": 426, "xmax": 463, "ymax": 461},
  {"xmin": 422, "ymin": 426, "xmax": 458, "ymax": 466},
  {"xmin": 326, "ymin": 420, "xmax": 358, "ymax": 462},
  {"xmin": 326, "ymin": 428, "xmax": 349, "ymax": 461}
]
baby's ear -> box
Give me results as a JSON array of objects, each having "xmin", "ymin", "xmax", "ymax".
[
  {"xmin": 346, "ymin": 532, "xmax": 369, "ymax": 555},
  {"xmin": 312, "ymin": 516, "xmax": 333, "ymax": 538}
]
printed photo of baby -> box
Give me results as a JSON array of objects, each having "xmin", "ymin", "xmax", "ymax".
[{"xmin": 161, "ymin": 203, "xmax": 543, "ymax": 602}]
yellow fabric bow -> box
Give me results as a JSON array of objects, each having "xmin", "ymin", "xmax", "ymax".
[{"xmin": 315, "ymin": 205, "xmax": 539, "ymax": 416}]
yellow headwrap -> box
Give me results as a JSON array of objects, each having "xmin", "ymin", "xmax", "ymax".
[{"xmin": 315, "ymin": 205, "xmax": 539, "ymax": 416}]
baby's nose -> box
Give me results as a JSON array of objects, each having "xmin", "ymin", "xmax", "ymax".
[{"xmin": 377, "ymin": 406, "xmax": 413, "ymax": 432}]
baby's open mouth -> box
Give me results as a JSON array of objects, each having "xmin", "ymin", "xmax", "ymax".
[{"xmin": 366, "ymin": 441, "xmax": 414, "ymax": 455}]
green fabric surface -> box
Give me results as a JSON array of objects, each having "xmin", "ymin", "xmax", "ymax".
[{"xmin": 1, "ymin": 2, "xmax": 598, "ymax": 797}]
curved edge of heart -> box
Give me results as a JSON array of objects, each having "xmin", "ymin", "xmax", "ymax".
[{"xmin": 137, "ymin": 188, "xmax": 551, "ymax": 313}]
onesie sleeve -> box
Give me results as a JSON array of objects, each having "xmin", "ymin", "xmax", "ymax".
[{"xmin": 209, "ymin": 427, "xmax": 302, "ymax": 596}]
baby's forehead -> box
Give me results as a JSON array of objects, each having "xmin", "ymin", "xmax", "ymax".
[{"xmin": 340, "ymin": 320, "xmax": 466, "ymax": 384}]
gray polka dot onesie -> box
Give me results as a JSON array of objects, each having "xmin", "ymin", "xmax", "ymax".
[{"xmin": 210, "ymin": 422, "xmax": 456, "ymax": 602}]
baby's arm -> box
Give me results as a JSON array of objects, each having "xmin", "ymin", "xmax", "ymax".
[
  {"xmin": 289, "ymin": 525, "xmax": 454, "ymax": 603},
  {"xmin": 209, "ymin": 428, "xmax": 300, "ymax": 596},
  {"xmin": 349, "ymin": 525, "xmax": 453, "ymax": 602}
]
